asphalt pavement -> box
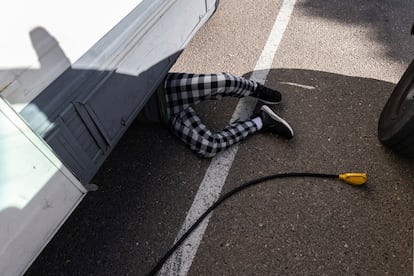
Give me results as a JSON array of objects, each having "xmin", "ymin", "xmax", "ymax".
[{"xmin": 27, "ymin": 0, "xmax": 413, "ymax": 275}]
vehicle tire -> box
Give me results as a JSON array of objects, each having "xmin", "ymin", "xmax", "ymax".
[{"xmin": 378, "ymin": 59, "xmax": 414, "ymax": 157}]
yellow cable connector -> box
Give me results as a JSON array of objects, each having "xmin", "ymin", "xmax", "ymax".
[{"xmin": 339, "ymin": 173, "xmax": 368, "ymax": 186}]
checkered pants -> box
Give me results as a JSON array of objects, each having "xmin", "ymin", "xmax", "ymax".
[{"xmin": 164, "ymin": 72, "xmax": 260, "ymax": 158}]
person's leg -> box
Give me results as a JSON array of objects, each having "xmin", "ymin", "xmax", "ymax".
[
  {"xmin": 168, "ymin": 105, "xmax": 294, "ymax": 158},
  {"xmin": 164, "ymin": 72, "xmax": 283, "ymax": 116},
  {"xmin": 169, "ymin": 107, "xmax": 259, "ymax": 158},
  {"xmin": 164, "ymin": 72, "xmax": 257, "ymax": 116}
]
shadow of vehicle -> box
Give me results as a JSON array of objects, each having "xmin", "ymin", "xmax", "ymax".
[{"xmin": 26, "ymin": 67, "xmax": 413, "ymax": 276}]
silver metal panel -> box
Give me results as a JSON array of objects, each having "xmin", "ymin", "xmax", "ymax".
[{"xmin": 0, "ymin": 97, "xmax": 86, "ymax": 276}]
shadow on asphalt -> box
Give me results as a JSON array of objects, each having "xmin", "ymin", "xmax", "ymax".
[
  {"xmin": 297, "ymin": 0, "xmax": 414, "ymax": 63},
  {"xmin": 26, "ymin": 68, "xmax": 413, "ymax": 276}
]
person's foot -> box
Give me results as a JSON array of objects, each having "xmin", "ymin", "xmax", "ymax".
[
  {"xmin": 253, "ymin": 84, "xmax": 282, "ymax": 104},
  {"xmin": 256, "ymin": 105, "xmax": 294, "ymax": 138}
]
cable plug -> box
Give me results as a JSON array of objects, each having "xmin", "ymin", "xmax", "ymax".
[{"xmin": 339, "ymin": 173, "xmax": 367, "ymax": 186}]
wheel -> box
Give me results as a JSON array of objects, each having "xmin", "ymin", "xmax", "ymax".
[{"xmin": 378, "ymin": 59, "xmax": 414, "ymax": 157}]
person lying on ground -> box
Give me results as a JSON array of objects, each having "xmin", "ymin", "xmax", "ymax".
[{"xmin": 138, "ymin": 72, "xmax": 294, "ymax": 158}]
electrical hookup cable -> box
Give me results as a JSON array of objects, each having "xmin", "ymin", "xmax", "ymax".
[{"xmin": 147, "ymin": 172, "xmax": 367, "ymax": 276}]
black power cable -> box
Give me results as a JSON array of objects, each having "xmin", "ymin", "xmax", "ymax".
[{"xmin": 147, "ymin": 172, "xmax": 366, "ymax": 276}]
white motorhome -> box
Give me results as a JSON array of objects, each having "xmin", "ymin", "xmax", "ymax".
[{"xmin": 0, "ymin": 1, "xmax": 217, "ymax": 275}]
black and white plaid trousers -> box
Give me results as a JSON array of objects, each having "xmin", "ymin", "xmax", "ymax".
[{"xmin": 164, "ymin": 72, "xmax": 259, "ymax": 158}]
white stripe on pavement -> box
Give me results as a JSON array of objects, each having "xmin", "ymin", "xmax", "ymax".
[{"xmin": 160, "ymin": 0, "xmax": 296, "ymax": 275}]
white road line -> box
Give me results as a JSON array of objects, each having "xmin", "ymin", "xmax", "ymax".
[{"xmin": 159, "ymin": 0, "xmax": 296, "ymax": 275}]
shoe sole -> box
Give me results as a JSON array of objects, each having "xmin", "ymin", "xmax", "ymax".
[{"xmin": 260, "ymin": 105, "xmax": 294, "ymax": 137}]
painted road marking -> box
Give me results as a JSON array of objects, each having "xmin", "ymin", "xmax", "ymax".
[{"xmin": 160, "ymin": 0, "xmax": 297, "ymax": 275}]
